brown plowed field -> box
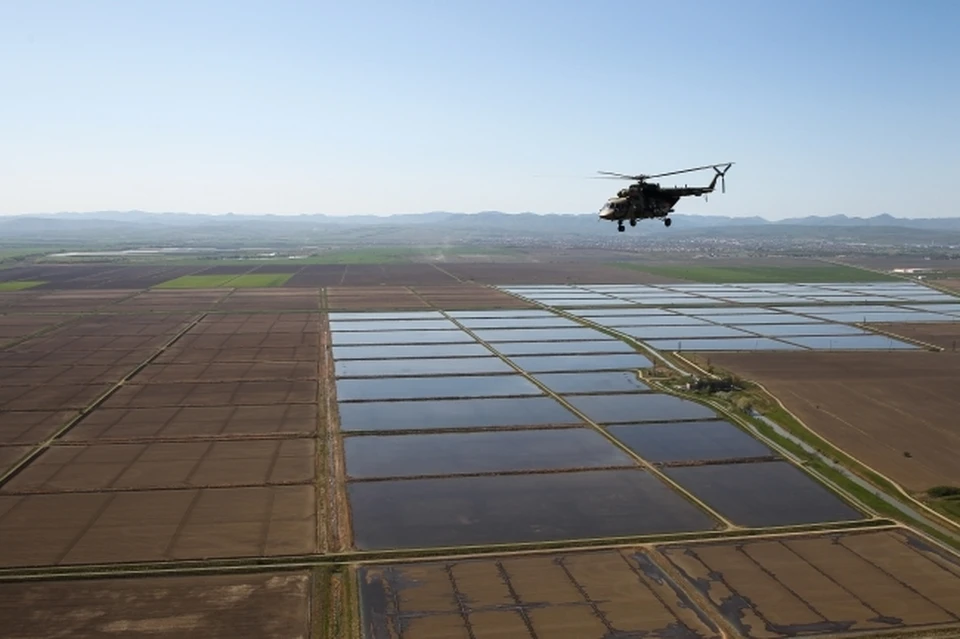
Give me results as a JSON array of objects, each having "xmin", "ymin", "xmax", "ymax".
[
  {"xmin": 0, "ymin": 383, "xmax": 112, "ymax": 411},
  {"xmin": 0, "ymin": 571, "xmax": 312, "ymax": 639},
  {"xmin": 0, "ymin": 484, "xmax": 316, "ymax": 566},
  {"xmin": 0, "ymin": 411, "xmax": 77, "ymax": 445},
  {"xmin": 0, "ymin": 363, "xmax": 130, "ymax": 385},
  {"xmin": 937, "ymin": 278, "xmax": 960, "ymax": 293},
  {"xmin": 174, "ymin": 332, "xmax": 317, "ymax": 350},
  {"xmin": 2, "ymin": 439, "xmax": 315, "ymax": 493},
  {"xmin": 358, "ymin": 548, "xmax": 719, "ymax": 639},
  {"xmin": 133, "ymin": 361, "xmax": 318, "ymax": 383},
  {"xmin": 703, "ymin": 350, "xmax": 960, "ymax": 491},
  {"xmin": 659, "ymin": 527, "xmax": 960, "ymax": 638},
  {"xmin": 216, "ymin": 290, "xmax": 320, "ymax": 311},
  {"xmin": 411, "ymin": 285, "xmax": 537, "ymax": 309},
  {"xmin": 0, "ymin": 446, "xmax": 31, "ymax": 476},
  {"xmin": 62, "ymin": 404, "xmax": 319, "ymax": 441},
  {"xmin": 876, "ymin": 321, "xmax": 960, "ymax": 351},
  {"xmin": 439, "ymin": 262, "xmax": 686, "ymax": 284},
  {"xmin": 154, "ymin": 345, "xmax": 320, "ymax": 364},
  {"xmin": 191, "ymin": 312, "xmax": 320, "ymax": 333},
  {"xmin": 102, "ymin": 380, "xmax": 317, "ymax": 408}
]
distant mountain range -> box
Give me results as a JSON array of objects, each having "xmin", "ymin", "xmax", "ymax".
[{"xmin": 3, "ymin": 210, "xmax": 960, "ymax": 247}]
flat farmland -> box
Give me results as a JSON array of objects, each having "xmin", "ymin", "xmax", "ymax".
[
  {"xmin": 0, "ymin": 571, "xmax": 312, "ymax": 639},
  {"xmin": 658, "ymin": 527, "xmax": 960, "ymax": 638},
  {"xmin": 877, "ymin": 320, "xmax": 960, "ymax": 350},
  {"xmin": 0, "ymin": 484, "xmax": 316, "ymax": 566},
  {"xmin": 216, "ymin": 290, "xmax": 320, "ymax": 311},
  {"xmin": 2, "ymin": 439, "xmax": 314, "ymax": 492},
  {"xmin": 411, "ymin": 284, "xmax": 537, "ymax": 309},
  {"xmin": 358, "ymin": 548, "xmax": 720, "ymax": 639},
  {"xmin": 439, "ymin": 262, "xmax": 688, "ymax": 284},
  {"xmin": 63, "ymin": 404, "xmax": 319, "ymax": 441},
  {"xmin": 704, "ymin": 350, "xmax": 960, "ymax": 491},
  {"xmin": 326, "ymin": 287, "xmax": 431, "ymax": 310}
]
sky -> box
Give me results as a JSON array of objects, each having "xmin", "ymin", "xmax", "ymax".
[{"xmin": 1, "ymin": 0, "xmax": 958, "ymax": 219}]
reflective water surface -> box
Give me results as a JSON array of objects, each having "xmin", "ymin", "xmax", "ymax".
[
  {"xmin": 644, "ymin": 337, "xmax": 803, "ymax": 351},
  {"xmin": 665, "ymin": 461, "xmax": 864, "ymax": 527},
  {"xmin": 509, "ymin": 353, "xmax": 652, "ymax": 372},
  {"xmin": 493, "ymin": 340, "xmax": 634, "ymax": 356},
  {"xmin": 607, "ymin": 420, "xmax": 775, "ymax": 462},
  {"xmin": 566, "ymin": 393, "xmax": 717, "ymax": 424},
  {"xmin": 348, "ymin": 469, "xmax": 717, "ymax": 549},
  {"xmin": 338, "ymin": 396, "xmax": 583, "ymax": 431},
  {"xmin": 344, "ymin": 428, "xmax": 635, "ymax": 478},
  {"xmin": 332, "ymin": 330, "xmax": 475, "ymax": 346},
  {"xmin": 336, "ymin": 374, "xmax": 544, "ymax": 401},
  {"xmin": 335, "ymin": 357, "xmax": 513, "ymax": 378},
  {"xmin": 535, "ymin": 371, "xmax": 649, "ymax": 394},
  {"xmin": 781, "ymin": 334, "xmax": 918, "ymax": 350},
  {"xmin": 333, "ymin": 343, "xmax": 491, "ymax": 359}
]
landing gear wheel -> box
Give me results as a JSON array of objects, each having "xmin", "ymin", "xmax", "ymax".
[
  {"xmin": 629, "ymin": 219, "xmax": 637, "ymax": 227},
  {"xmin": 617, "ymin": 223, "xmax": 625, "ymax": 232},
  {"xmin": 663, "ymin": 218, "xmax": 672, "ymax": 227}
]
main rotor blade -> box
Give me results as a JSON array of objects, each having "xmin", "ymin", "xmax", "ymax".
[
  {"xmin": 596, "ymin": 170, "xmax": 647, "ymax": 180},
  {"xmin": 643, "ymin": 162, "xmax": 735, "ymax": 180}
]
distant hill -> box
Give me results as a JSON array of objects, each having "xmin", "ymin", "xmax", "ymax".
[{"xmin": 2, "ymin": 210, "xmax": 960, "ymax": 248}]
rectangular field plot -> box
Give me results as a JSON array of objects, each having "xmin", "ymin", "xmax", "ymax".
[
  {"xmin": 63, "ymin": 404, "xmax": 318, "ymax": 441},
  {"xmin": 0, "ymin": 571, "xmax": 313, "ymax": 639},
  {"xmin": 329, "ymin": 311, "xmax": 445, "ymax": 321},
  {"xmin": 658, "ymin": 527, "xmax": 960, "ymax": 639},
  {"xmin": 0, "ymin": 484, "xmax": 316, "ymax": 566},
  {"xmin": 738, "ymin": 323, "xmax": 868, "ymax": 337},
  {"xmin": 335, "ymin": 356, "xmax": 513, "ymax": 378},
  {"xmin": 507, "ymin": 353, "xmax": 652, "ymax": 372},
  {"xmin": 646, "ymin": 337, "xmax": 804, "ymax": 351},
  {"xmin": 190, "ymin": 312, "xmax": 320, "ymax": 334},
  {"xmin": 332, "ymin": 342, "xmax": 492, "ymax": 359},
  {"xmin": 456, "ymin": 316, "xmax": 580, "ymax": 329},
  {"xmin": 132, "ymin": 361, "xmax": 317, "ymax": 384},
  {"xmin": 156, "ymin": 344, "xmax": 320, "ymax": 364},
  {"xmin": 780, "ymin": 334, "xmax": 918, "ymax": 350},
  {"xmin": 173, "ymin": 332, "xmax": 317, "ymax": 350},
  {"xmin": 471, "ymin": 327, "xmax": 611, "ymax": 342},
  {"xmin": 608, "ymin": 420, "xmax": 777, "ymax": 463},
  {"xmin": 492, "ymin": 339, "xmax": 635, "ymax": 356},
  {"xmin": 535, "ymin": 371, "xmax": 649, "ymax": 393},
  {"xmin": 338, "ymin": 397, "xmax": 583, "ymax": 432},
  {"xmin": 358, "ymin": 549, "xmax": 720, "ymax": 639},
  {"xmin": 344, "ymin": 428, "xmax": 635, "ymax": 478},
  {"xmin": 0, "ymin": 411, "xmax": 76, "ymax": 445},
  {"xmin": 0, "ymin": 383, "xmax": 112, "ymax": 411},
  {"xmin": 566, "ymin": 393, "xmax": 717, "ymax": 424},
  {"xmin": 331, "ymin": 330, "xmax": 475, "ymax": 346},
  {"xmin": 101, "ymin": 380, "xmax": 316, "ymax": 408},
  {"xmin": 0, "ymin": 446, "xmax": 31, "ymax": 476},
  {"xmin": 329, "ymin": 318, "xmax": 459, "ymax": 331},
  {"xmin": 665, "ymin": 461, "xmax": 863, "ymax": 527},
  {"xmin": 348, "ymin": 469, "xmax": 717, "ymax": 549},
  {"xmin": 336, "ymin": 374, "xmax": 544, "ymax": 401},
  {"xmin": 0, "ymin": 363, "xmax": 130, "ymax": 386},
  {"xmin": 619, "ymin": 325, "xmax": 756, "ymax": 340},
  {"xmin": 2, "ymin": 439, "xmax": 314, "ymax": 493},
  {"xmin": 585, "ymin": 314, "xmax": 709, "ymax": 327},
  {"xmin": 448, "ymin": 309, "xmax": 556, "ymax": 319}
]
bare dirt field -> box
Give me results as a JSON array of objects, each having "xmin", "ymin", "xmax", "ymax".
[
  {"xmin": 0, "ymin": 571, "xmax": 312, "ymax": 638},
  {"xmin": 440, "ymin": 262, "xmax": 686, "ymax": 284},
  {"xmin": 876, "ymin": 321, "xmax": 960, "ymax": 351},
  {"xmin": 216, "ymin": 290, "xmax": 320, "ymax": 311},
  {"xmin": 702, "ymin": 350, "xmax": 960, "ymax": 491},
  {"xmin": 411, "ymin": 285, "xmax": 536, "ymax": 309},
  {"xmin": 0, "ymin": 484, "xmax": 316, "ymax": 566},
  {"xmin": 358, "ymin": 548, "xmax": 719, "ymax": 639},
  {"xmin": 326, "ymin": 287, "xmax": 431, "ymax": 310},
  {"xmin": 0, "ymin": 411, "xmax": 78, "ymax": 445},
  {"xmin": 63, "ymin": 404, "xmax": 319, "ymax": 441},
  {"xmin": 2, "ymin": 439, "xmax": 315, "ymax": 493},
  {"xmin": 658, "ymin": 526, "xmax": 960, "ymax": 638},
  {"xmin": 934, "ymin": 279, "xmax": 960, "ymax": 293}
]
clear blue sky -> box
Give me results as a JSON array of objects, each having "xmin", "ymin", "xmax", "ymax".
[{"xmin": 2, "ymin": 0, "xmax": 958, "ymax": 218}]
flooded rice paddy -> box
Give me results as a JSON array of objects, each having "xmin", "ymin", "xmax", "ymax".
[
  {"xmin": 347, "ymin": 469, "xmax": 718, "ymax": 549},
  {"xmin": 336, "ymin": 374, "xmax": 544, "ymax": 401},
  {"xmin": 607, "ymin": 420, "xmax": 776, "ymax": 463},
  {"xmin": 665, "ymin": 461, "xmax": 864, "ymax": 527},
  {"xmin": 344, "ymin": 428, "xmax": 635, "ymax": 478},
  {"xmin": 334, "ymin": 356, "xmax": 514, "ymax": 378}
]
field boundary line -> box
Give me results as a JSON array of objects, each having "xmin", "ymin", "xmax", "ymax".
[
  {"xmin": 0, "ymin": 311, "xmax": 208, "ymax": 488},
  {"xmin": 0, "ymin": 519, "xmax": 894, "ymax": 583},
  {"xmin": 438, "ymin": 310, "xmax": 737, "ymax": 531}
]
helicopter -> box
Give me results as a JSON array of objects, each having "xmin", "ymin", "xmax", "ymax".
[{"xmin": 597, "ymin": 162, "xmax": 734, "ymax": 232}]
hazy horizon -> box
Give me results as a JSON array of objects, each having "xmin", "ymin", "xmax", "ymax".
[{"xmin": 3, "ymin": 1, "xmax": 958, "ymax": 219}]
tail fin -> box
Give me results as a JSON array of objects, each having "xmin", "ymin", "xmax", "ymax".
[{"xmin": 712, "ymin": 162, "xmax": 733, "ymax": 194}]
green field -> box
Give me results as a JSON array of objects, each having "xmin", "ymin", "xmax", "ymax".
[
  {"xmin": 154, "ymin": 273, "xmax": 293, "ymax": 288},
  {"xmin": 615, "ymin": 263, "xmax": 899, "ymax": 283},
  {"xmin": 0, "ymin": 280, "xmax": 46, "ymax": 291}
]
